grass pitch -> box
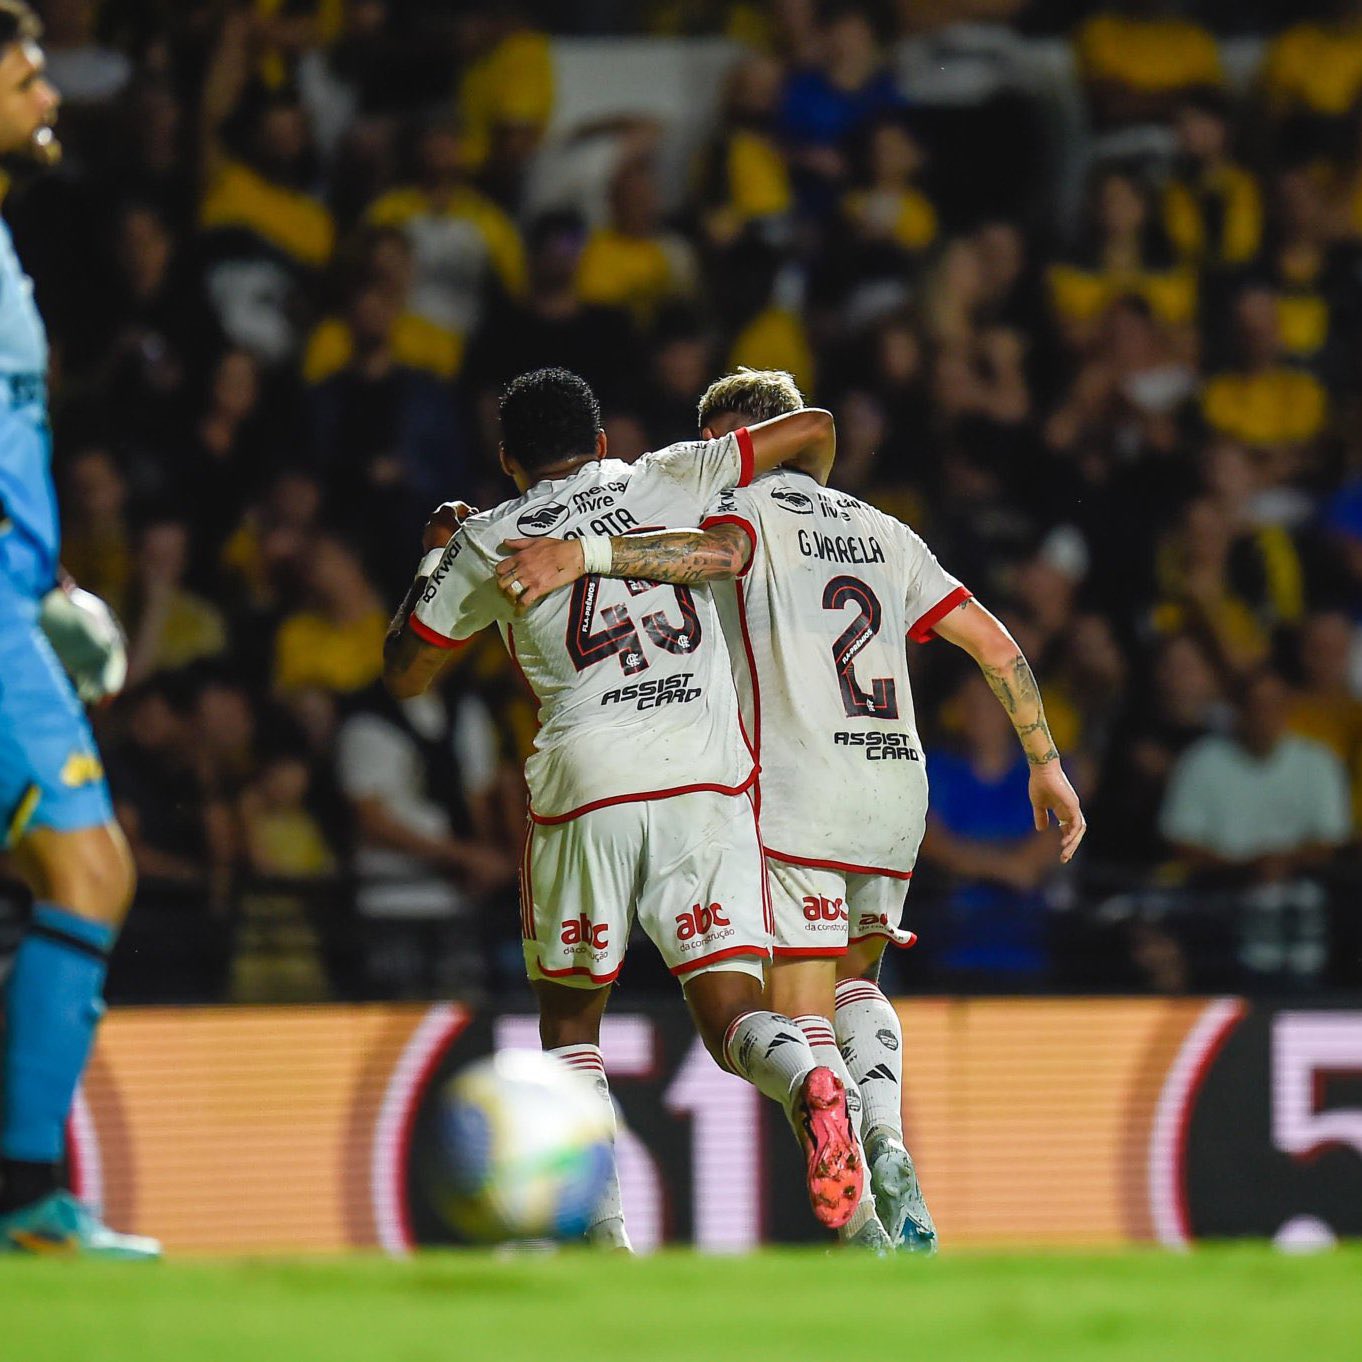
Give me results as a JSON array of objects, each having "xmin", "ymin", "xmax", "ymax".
[{"xmin": 1, "ymin": 1245, "xmax": 1357, "ymax": 1362}]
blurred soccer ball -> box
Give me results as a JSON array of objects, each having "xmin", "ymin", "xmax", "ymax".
[{"xmin": 427, "ymin": 1050, "xmax": 613, "ymax": 1244}]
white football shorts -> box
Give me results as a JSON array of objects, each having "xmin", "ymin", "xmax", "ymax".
[
  {"xmin": 765, "ymin": 855, "xmax": 917, "ymax": 958},
  {"xmin": 521, "ymin": 788, "xmax": 771, "ymax": 988}
]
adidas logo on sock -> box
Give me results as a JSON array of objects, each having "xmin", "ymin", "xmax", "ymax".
[
  {"xmin": 860, "ymin": 1063, "xmax": 895, "ymax": 1083},
  {"xmin": 765, "ymin": 1031, "xmax": 800, "ymax": 1056}
]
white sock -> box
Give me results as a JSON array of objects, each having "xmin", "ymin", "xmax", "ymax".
[
  {"xmin": 549, "ymin": 1044, "xmax": 629, "ymax": 1247},
  {"xmin": 833, "ymin": 979, "xmax": 903, "ymax": 1152},
  {"xmin": 793, "ymin": 1013, "xmax": 877, "ymax": 1238},
  {"xmin": 722, "ymin": 1010, "xmax": 817, "ymax": 1114}
]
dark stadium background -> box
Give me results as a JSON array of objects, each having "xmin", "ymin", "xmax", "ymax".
[{"xmin": 2, "ymin": 0, "xmax": 1362, "ymax": 1257}]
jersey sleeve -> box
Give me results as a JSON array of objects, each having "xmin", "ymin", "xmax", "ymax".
[
  {"xmin": 901, "ymin": 524, "xmax": 971, "ymax": 642},
  {"xmin": 700, "ymin": 484, "xmax": 760, "ymax": 577},
  {"xmin": 637, "ymin": 428, "xmax": 755, "ymax": 507},
  {"xmin": 409, "ymin": 525, "xmax": 504, "ymax": 648}
]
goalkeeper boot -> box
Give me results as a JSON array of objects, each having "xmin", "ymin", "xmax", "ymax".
[
  {"xmin": 868, "ymin": 1138, "xmax": 937, "ymax": 1254},
  {"xmin": 0, "ymin": 1191, "xmax": 161, "ymax": 1260}
]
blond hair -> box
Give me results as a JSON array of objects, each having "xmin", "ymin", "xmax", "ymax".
[{"xmin": 697, "ymin": 368, "xmax": 804, "ymax": 431}]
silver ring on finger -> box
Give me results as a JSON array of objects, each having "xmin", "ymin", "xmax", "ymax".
[{"xmin": 511, "ymin": 578, "xmax": 526, "ymax": 598}]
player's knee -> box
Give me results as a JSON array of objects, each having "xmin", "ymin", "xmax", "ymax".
[
  {"xmin": 837, "ymin": 941, "xmax": 885, "ymax": 986},
  {"xmin": 34, "ymin": 824, "xmax": 136, "ymax": 923},
  {"xmin": 684, "ymin": 967, "xmax": 764, "ymax": 1065}
]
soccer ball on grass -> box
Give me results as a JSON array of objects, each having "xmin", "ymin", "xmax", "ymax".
[{"xmin": 426, "ymin": 1050, "xmax": 613, "ymax": 1244}]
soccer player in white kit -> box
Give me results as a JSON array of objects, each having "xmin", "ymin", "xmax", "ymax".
[
  {"xmin": 496, "ymin": 369, "xmax": 1087, "ymax": 1252},
  {"xmin": 383, "ymin": 367, "xmax": 865, "ymax": 1248}
]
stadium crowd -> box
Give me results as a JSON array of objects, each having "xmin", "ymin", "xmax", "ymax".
[{"xmin": 3, "ymin": 0, "xmax": 1361, "ymax": 1003}]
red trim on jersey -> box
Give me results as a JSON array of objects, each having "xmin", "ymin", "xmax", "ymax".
[
  {"xmin": 408, "ymin": 613, "xmax": 470, "ymax": 650},
  {"xmin": 670, "ymin": 943, "xmax": 771, "ymax": 978},
  {"xmin": 774, "ymin": 946, "xmax": 847, "ymax": 959},
  {"xmin": 907, "ymin": 585, "xmax": 972, "ymax": 643},
  {"xmin": 535, "ymin": 960, "xmax": 624, "ymax": 985},
  {"xmin": 700, "ymin": 513, "xmax": 758, "ymax": 579},
  {"xmin": 749, "ymin": 788, "xmax": 773, "ymax": 936},
  {"xmin": 735, "ymin": 427, "xmax": 755, "ymax": 487},
  {"xmin": 763, "ymin": 847, "xmax": 915, "ymax": 881},
  {"xmin": 528, "ymin": 768, "xmax": 758, "ymax": 826},
  {"xmin": 848, "ymin": 930, "xmax": 918, "ymax": 949}
]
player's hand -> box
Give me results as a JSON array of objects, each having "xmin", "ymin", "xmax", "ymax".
[
  {"xmin": 495, "ymin": 537, "xmax": 586, "ymax": 610},
  {"xmin": 38, "ymin": 585, "xmax": 128, "ymax": 705},
  {"xmin": 1028, "ymin": 762, "xmax": 1086, "ymax": 862},
  {"xmin": 423, "ymin": 501, "xmax": 477, "ymax": 552}
]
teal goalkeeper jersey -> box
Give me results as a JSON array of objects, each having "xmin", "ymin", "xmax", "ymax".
[{"xmin": 0, "ymin": 211, "xmax": 55, "ymax": 605}]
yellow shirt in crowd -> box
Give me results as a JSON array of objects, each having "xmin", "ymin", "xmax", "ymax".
[
  {"xmin": 1047, "ymin": 262, "xmax": 1197, "ymax": 329},
  {"xmin": 1262, "ymin": 22, "xmax": 1362, "ymax": 117},
  {"xmin": 1163, "ymin": 166, "xmax": 1262, "ymax": 267},
  {"xmin": 273, "ymin": 609, "xmax": 388, "ymax": 695},
  {"xmin": 458, "ymin": 29, "xmax": 555, "ymax": 171},
  {"xmin": 200, "ymin": 159, "xmax": 335, "ymax": 270},
  {"xmin": 303, "ymin": 313, "xmax": 464, "ymax": 383},
  {"xmin": 842, "ymin": 187, "xmax": 938, "ymax": 254},
  {"xmin": 1075, "ymin": 13, "xmax": 1223, "ymax": 93},
  {"xmin": 1201, "ymin": 367, "xmax": 1329, "ymax": 448}
]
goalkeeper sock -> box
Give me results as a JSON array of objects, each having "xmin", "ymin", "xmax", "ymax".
[
  {"xmin": 549, "ymin": 1044, "xmax": 629, "ymax": 1249},
  {"xmin": 1, "ymin": 905, "xmax": 112, "ymax": 1210},
  {"xmin": 834, "ymin": 978, "xmax": 903, "ymax": 1151},
  {"xmin": 721, "ymin": 1010, "xmax": 818, "ymax": 1115},
  {"xmin": 793, "ymin": 1013, "xmax": 877, "ymax": 1237}
]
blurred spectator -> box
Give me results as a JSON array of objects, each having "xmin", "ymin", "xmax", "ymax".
[
  {"xmin": 917, "ymin": 672, "xmax": 1059, "ymax": 985},
  {"xmin": 777, "ymin": 1, "xmax": 903, "ymax": 204},
  {"xmin": 575, "ymin": 156, "xmax": 699, "ymax": 325},
  {"xmin": 199, "ymin": 15, "xmax": 337, "ymax": 362},
  {"xmin": 272, "ymin": 533, "xmax": 387, "ymax": 697},
  {"xmin": 43, "ymin": 0, "xmax": 132, "ymax": 109},
  {"xmin": 59, "ymin": 447, "xmax": 133, "ymax": 609},
  {"xmin": 1201, "ymin": 285, "xmax": 1329, "ymax": 454},
  {"xmin": 1159, "ymin": 670, "xmax": 1351, "ymax": 983},
  {"xmin": 123, "ymin": 518, "xmax": 229, "ymax": 684},
  {"xmin": 365, "ymin": 120, "xmax": 526, "ymax": 341},
  {"xmin": 840, "ymin": 115, "xmax": 936, "ymax": 260},
  {"xmin": 307, "ymin": 279, "xmax": 466, "ymax": 570},
  {"xmin": 1088, "ymin": 632, "xmax": 1228, "ymax": 867},
  {"xmin": 334, "ymin": 681, "xmax": 514, "ymax": 998},
  {"xmin": 1044, "ymin": 295, "xmax": 1195, "ymax": 460},
  {"xmin": 1161, "ymin": 670, "xmax": 1351, "ymax": 879},
  {"xmin": 233, "ymin": 752, "xmax": 338, "ymax": 1003},
  {"xmin": 1074, "ymin": 0, "xmax": 1222, "ymax": 131},
  {"xmin": 1287, "ymin": 611, "xmax": 1362, "ymax": 829},
  {"xmin": 1048, "ymin": 168, "xmax": 1196, "ymax": 348},
  {"xmin": 467, "ymin": 210, "xmax": 635, "ymax": 415},
  {"xmin": 455, "ymin": 2, "xmax": 554, "ymax": 203},
  {"xmin": 699, "ymin": 53, "xmax": 795, "ymax": 253},
  {"xmin": 1162, "ymin": 89, "xmax": 1263, "ymax": 269},
  {"xmin": 304, "ymin": 226, "xmax": 462, "ymax": 384}
]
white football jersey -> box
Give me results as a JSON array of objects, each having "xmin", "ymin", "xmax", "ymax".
[
  {"xmin": 703, "ymin": 470, "xmax": 969, "ymax": 876},
  {"xmin": 412, "ymin": 430, "xmax": 758, "ymax": 823}
]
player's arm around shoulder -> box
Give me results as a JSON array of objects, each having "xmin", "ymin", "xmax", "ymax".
[
  {"xmin": 383, "ymin": 501, "xmax": 485, "ymax": 699},
  {"xmin": 932, "ymin": 597, "xmax": 1088, "ymax": 863},
  {"xmin": 494, "ymin": 521, "xmax": 753, "ymax": 611}
]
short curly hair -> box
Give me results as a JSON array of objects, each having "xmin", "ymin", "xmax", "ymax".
[
  {"xmin": 0, "ymin": 1, "xmax": 40, "ymax": 49},
  {"xmin": 697, "ymin": 368, "xmax": 804, "ymax": 432},
  {"xmin": 498, "ymin": 367, "xmax": 602, "ymax": 475}
]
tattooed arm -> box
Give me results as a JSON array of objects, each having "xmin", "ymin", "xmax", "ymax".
[
  {"xmin": 933, "ymin": 597, "xmax": 1087, "ymax": 861},
  {"xmin": 494, "ymin": 523, "xmax": 753, "ymax": 608}
]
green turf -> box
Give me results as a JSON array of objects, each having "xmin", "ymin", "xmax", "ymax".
[{"xmin": 0, "ymin": 1246, "xmax": 1357, "ymax": 1362}]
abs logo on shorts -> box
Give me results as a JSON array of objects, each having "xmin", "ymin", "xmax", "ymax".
[
  {"xmin": 560, "ymin": 915, "xmax": 609, "ymax": 950},
  {"xmin": 675, "ymin": 902, "xmax": 733, "ymax": 950},
  {"xmin": 516, "ymin": 502, "xmax": 569, "ymax": 536},
  {"xmin": 858, "ymin": 912, "xmax": 890, "ymax": 932},
  {"xmin": 769, "ymin": 486, "xmax": 814, "ymax": 515},
  {"xmin": 801, "ymin": 896, "xmax": 848, "ymax": 930}
]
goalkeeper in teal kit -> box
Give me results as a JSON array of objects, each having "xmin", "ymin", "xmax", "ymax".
[{"xmin": 0, "ymin": 2, "xmax": 157, "ymax": 1258}]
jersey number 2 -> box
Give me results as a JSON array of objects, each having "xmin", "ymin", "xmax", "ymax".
[
  {"xmin": 566, "ymin": 575, "xmax": 702, "ymax": 675},
  {"xmin": 822, "ymin": 575, "xmax": 899, "ymax": 719}
]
